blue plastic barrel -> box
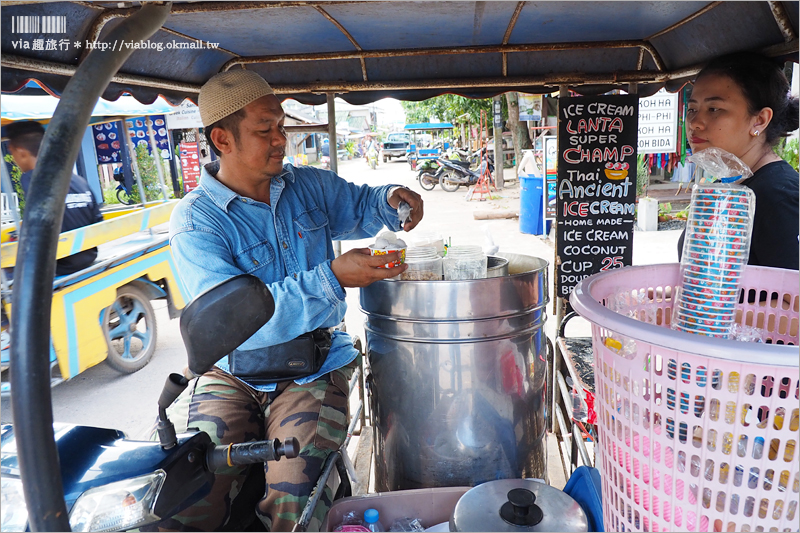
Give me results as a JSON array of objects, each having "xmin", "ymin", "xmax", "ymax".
[
  {"xmin": 520, "ymin": 174, "xmax": 544, "ymax": 235},
  {"xmin": 564, "ymin": 466, "xmax": 604, "ymax": 532}
]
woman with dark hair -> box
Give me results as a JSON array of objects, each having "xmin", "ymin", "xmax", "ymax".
[{"xmin": 678, "ymin": 51, "xmax": 799, "ymax": 270}]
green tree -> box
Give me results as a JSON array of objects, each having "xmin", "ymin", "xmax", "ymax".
[
  {"xmin": 776, "ymin": 137, "xmax": 798, "ymax": 171},
  {"xmin": 129, "ymin": 144, "xmax": 168, "ymax": 203},
  {"xmin": 3, "ymin": 154, "xmax": 25, "ymax": 216},
  {"xmin": 401, "ymin": 95, "xmax": 505, "ymax": 126},
  {"xmin": 401, "ymin": 94, "xmax": 534, "ymax": 167},
  {"xmin": 505, "ymin": 92, "xmax": 533, "ymax": 172}
]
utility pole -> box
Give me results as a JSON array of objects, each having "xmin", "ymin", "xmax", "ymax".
[{"xmin": 493, "ymin": 95, "xmax": 504, "ymax": 190}]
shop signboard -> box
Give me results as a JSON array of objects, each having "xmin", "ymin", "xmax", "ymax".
[
  {"xmin": 179, "ymin": 142, "xmax": 201, "ymax": 193},
  {"xmin": 92, "ymin": 121, "xmax": 122, "ymax": 164},
  {"xmin": 556, "ymin": 94, "xmax": 638, "ymax": 299},
  {"xmin": 165, "ymin": 101, "xmax": 203, "ymax": 130},
  {"xmin": 637, "ymin": 90, "xmax": 679, "ymax": 154},
  {"xmin": 519, "ymin": 93, "xmax": 543, "ymax": 122},
  {"xmin": 544, "ymin": 135, "xmax": 557, "ymax": 219},
  {"xmin": 124, "ymin": 115, "xmax": 172, "ymax": 160}
]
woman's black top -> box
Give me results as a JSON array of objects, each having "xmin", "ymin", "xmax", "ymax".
[{"xmin": 677, "ymin": 160, "xmax": 799, "ymax": 270}]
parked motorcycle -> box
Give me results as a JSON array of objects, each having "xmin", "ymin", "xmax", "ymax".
[
  {"xmin": 113, "ymin": 168, "xmax": 134, "ymax": 205},
  {"xmin": 437, "ymin": 156, "xmax": 495, "ymax": 193},
  {"xmin": 416, "ymin": 159, "xmax": 441, "ymax": 191},
  {"xmin": 0, "ymin": 275, "xmax": 304, "ymax": 532}
]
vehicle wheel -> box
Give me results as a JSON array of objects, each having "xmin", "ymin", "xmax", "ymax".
[
  {"xmin": 419, "ymin": 172, "xmax": 437, "ymax": 191},
  {"xmin": 383, "ymin": 156, "xmax": 388, "ymax": 163},
  {"xmin": 101, "ymin": 285, "xmax": 157, "ymax": 373},
  {"xmin": 440, "ymin": 172, "xmax": 461, "ymax": 192},
  {"xmin": 116, "ymin": 188, "xmax": 132, "ymax": 205},
  {"xmin": 370, "ymin": 159, "xmax": 377, "ymax": 170}
]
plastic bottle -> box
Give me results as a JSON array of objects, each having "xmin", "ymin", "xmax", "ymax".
[
  {"xmin": 401, "ymin": 246, "xmax": 443, "ymax": 280},
  {"xmin": 565, "ymin": 376, "xmax": 588, "ymax": 422},
  {"xmin": 364, "ymin": 509, "xmax": 385, "ymax": 532},
  {"xmin": 443, "ymin": 245, "xmax": 487, "ymax": 280}
]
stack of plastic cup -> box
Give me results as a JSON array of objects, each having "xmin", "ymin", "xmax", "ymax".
[{"xmin": 673, "ymin": 184, "xmax": 755, "ymax": 338}]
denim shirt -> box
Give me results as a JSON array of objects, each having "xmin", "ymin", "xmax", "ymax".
[{"xmin": 170, "ymin": 161, "xmax": 402, "ymax": 391}]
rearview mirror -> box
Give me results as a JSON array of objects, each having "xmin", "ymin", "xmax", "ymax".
[{"xmin": 179, "ymin": 274, "xmax": 275, "ymax": 377}]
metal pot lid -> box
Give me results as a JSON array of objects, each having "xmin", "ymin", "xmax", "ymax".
[{"xmin": 449, "ymin": 479, "xmax": 588, "ymax": 532}]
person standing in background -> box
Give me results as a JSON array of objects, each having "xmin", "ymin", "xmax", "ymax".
[
  {"xmin": 678, "ymin": 52, "xmax": 799, "ymax": 269},
  {"xmin": 6, "ymin": 121, "xmax": 103, "ymax": 276}
]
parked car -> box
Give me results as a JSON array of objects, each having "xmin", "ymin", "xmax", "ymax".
[{"xmin": 381, "ymin": 132, "xmax": 410, "ymax": 162}]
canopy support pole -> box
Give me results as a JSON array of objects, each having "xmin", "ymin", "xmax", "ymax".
[
  {"xmin": 124, "ymin": 120, "xmax": 150, "ymax": 204},
  {"xmin": 327, "ymin": 93, "xmax": 342, "ymax": 258},
  {"xmin": 9, "ymin": 4, "xmax": 172, "ymax": 531},
  {"xmin": 146, "ymin": 117, "xmax": 170, "ymax": 202}
]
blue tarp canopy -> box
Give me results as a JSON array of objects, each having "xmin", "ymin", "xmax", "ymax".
[
  {"xmin": 404, "ymin": 123, "xmax": 454, "ymax": 131},
  {"xmin": 1, "ymin": 94, "xmax": 176, "ymax": 127},
  {"xmin": 1, "ymin": 2, "xmax": 797, "ymax": 105}
]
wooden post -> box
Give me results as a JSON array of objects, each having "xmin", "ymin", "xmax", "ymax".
[{"xmin": 555, "ymin": 85, "xmax": 570, "ymax": 323}]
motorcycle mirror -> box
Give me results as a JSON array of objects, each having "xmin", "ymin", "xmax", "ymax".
[{"xmin": 180, "ymin": 274, "xmax": 275, "ymax": 377}]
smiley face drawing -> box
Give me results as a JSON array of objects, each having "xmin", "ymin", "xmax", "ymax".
[{"xmin": 604, "ymin": 161, "xmax": 629, "ymax": 180}]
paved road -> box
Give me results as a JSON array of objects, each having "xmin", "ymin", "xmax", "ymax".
[{"xmin": 1, "ymin": 156, "xmax": 682, "ymax": 439}]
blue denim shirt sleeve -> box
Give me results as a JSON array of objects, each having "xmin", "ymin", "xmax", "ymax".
[{"xmin": 311, "ymin": 167, "xmax": 403, "ymax": 238}]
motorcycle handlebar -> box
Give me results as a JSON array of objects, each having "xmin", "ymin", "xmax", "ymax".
[{"xmin": 206, "ymin": 438, "xmax": 300, "ymax": 471}]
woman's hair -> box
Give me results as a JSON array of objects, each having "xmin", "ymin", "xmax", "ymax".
[{"xmin": 697, "ymin": 52, "xmax": 799, "ymax": 145}]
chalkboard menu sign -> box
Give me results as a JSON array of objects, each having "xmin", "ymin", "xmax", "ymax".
[{"xmin": 556, "ymin": 94, "xmax": 638, "ymax": 299}]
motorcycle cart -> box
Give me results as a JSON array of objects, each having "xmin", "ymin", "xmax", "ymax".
[
  {"xmin": 0, "ymin": 2, "xmax": 797, "ymax": 532},
  {"xmin": 1, "ymin": 99, "xmax": 188, "ymax": 394},
  {"xmin": 403, "ymin": 123, "xmax": 454, "ymax": 170}
]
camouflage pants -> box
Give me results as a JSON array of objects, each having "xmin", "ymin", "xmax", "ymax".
[{"xmin": 147, "ymin": 361, "xmax": 354, "ymax": 532}]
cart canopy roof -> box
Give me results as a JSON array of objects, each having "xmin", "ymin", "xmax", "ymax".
[
  {"xmin": 404, "ymin": 123, "xmax": 455, "ymax": 131},
  {"xmin": 1, "ymin": 1, "xmax": 797, "ymax": 105},
  {"xmin": 0, "ymin": 94, "xmax": 175, "ymax": 127}
]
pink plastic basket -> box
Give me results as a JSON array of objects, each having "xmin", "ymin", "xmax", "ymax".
[{"xmin": 570, "ymin": 264, "xmax": 799, "ymax": 532}]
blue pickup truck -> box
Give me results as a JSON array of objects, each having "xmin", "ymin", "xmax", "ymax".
[{"xmin": 381, "ymin": 132, "xmax": 410, "ymax": 162}]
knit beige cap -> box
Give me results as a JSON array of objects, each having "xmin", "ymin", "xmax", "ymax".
[{"xmin": 198, "ymin": 70, "xmax": 275, "ymax": 126}]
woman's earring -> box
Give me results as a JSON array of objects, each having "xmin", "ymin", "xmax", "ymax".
[{"xmin": 751, "ymin": 130, "xmax": 760, "ymax": 137}]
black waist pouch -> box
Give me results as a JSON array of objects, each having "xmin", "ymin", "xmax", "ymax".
[{"xmin": 229, "ymin": 328, "xmax": 332, "ymax": 385}]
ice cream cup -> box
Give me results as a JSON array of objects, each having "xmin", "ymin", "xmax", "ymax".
[
  {"xmin": 677, "ymin": 302, "xmax": 735, "ymax": 316},
  {"xmin": 686, "ymin": 234, "xmax": 745, "ymax": 243},
  {"xmin": 674, "ymin": 313, "xmax": 735, "ymax": 329},
  {"xmin": 683, "ymin": 267, "xmax": 742, "ymax": 281},
  {"xmin": 673, "ymin": 323, "xmax": 731, "ymax": 338},
  {"xmin": 682, "ymin": 274, "xmax": 740, "ymax": 289},
  {"xmin": 681, "ymin": 285, "xmax": 739, "ymax": 299},
  {"xmin": 688, "ymin": 217, "xmax": 750, "ymax": 228},
  {"xmin": 681, "ymin": 293, "xmax": 736, "ymax": 306},
  {"xmin": 685, "ymin": 262, "xmax": 744, "ymax": 274},
  {"xmin": 369, "ymin": 244, "xmax": 407, "ymax": 268},
  {"xmin": 685, "ymin": 241, "xmax": 747, "ymax": 254},
  {"xmin": 681, "ymin": 278, "xmax": 740, "ymax": 294}
]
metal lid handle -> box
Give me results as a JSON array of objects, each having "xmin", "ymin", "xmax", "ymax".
[{"xmin": 500, "ymin": 488, "xmax": 544, "ymax": 527}]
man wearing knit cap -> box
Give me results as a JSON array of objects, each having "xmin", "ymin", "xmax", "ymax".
[{"xmin": 161, "ymin": 70, "xmax": 423, "ymax": 531}]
